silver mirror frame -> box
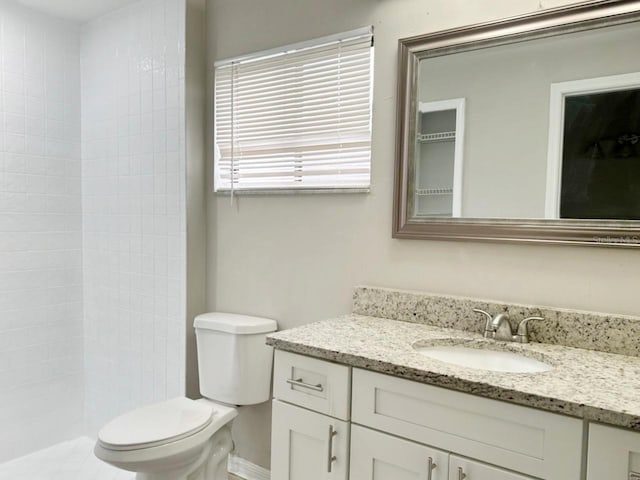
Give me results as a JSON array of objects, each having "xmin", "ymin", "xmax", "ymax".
[{"xmin": 393, "ymin": 0, "xmax": 640, "ymax": 247}]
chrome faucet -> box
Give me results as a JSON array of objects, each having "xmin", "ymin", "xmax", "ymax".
[{"xmin": 473, "ymin": 309, "xmax": 544, "ymax": 343}]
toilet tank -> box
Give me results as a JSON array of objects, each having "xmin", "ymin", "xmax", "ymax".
[{"xmin": 194, "ymin": 312, "xmax": 278, "ymax": 405}]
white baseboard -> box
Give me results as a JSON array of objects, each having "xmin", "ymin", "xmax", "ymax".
[{"xmin": 228, "ymin": 454, "xmax": 270, "ymax": 480}]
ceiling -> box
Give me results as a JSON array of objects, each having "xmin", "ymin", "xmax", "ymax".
[{"xmin": 17, "ymin": 0, "xmax": 138, "ymax": 22}]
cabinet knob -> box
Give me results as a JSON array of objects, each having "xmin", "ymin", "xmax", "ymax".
[
  {"xmin": 286, "ymin": 377, "xmax": 324, "ymax": 392},
  {"xmin": 327, "ymin": 425, "xmax": 338, "ymax": 473},
  {"xmin": 458, "ymin": 466, "xmax": 467, "ymax": 480},
  {"xmin": 427, "ymin": 457, "xmax": 437, "ymax": 480}
]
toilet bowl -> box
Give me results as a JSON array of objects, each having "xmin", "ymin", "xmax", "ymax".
[
  {"xmin": 94, "ymin": 312, "xmax": 277, "ymax": 480},
  {"xmin": 94, "ymin": 397, "xmax": 238, "ymax": 480}
]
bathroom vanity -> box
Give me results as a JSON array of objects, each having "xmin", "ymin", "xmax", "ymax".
[
  {"xmin": 271, "ymin": 351, "xmax": 581, "ymax": 480},
  {"xmin": 267, "ymin": 287, "xmax": 640, "ymax": 480}
]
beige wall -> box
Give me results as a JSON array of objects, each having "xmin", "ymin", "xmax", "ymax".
[
  {"xmin": 205, "ymin": 0, "xmax": 640, "ymax": 469},
  {"xmin": 185, "ymin": 0, "xmax": 207, "ymax": 399}
]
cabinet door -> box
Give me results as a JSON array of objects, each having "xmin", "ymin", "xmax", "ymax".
[
  {"xmin": 449, "ymin": 455, "xmax": 534, "ymax": 480},
  {"xmin": 350, "ymin": 425, "xmax": 448, "ymax": 480},
  {"xmin": 353, "ymin": 368, "xmax": 582, "ymax": 479},
  {"xmin": 587, "ymin": 423, "xmax": 640, "ymax": 479},
  {"xmin": 271, "ymin": 400, "xmax": 349, "ymax": 480}
]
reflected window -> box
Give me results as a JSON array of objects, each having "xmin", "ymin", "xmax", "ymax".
[{"xmin": 561, "ymin": 88, "xmax": 640, "ymax": 220}]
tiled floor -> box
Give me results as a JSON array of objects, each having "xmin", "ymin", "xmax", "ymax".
[
  {"xmin": 0, "ymin": 437, "xmax": 133, "ymax": 480},
  {"xmin": 0, "ymin": 437, "xmax": 243, "ymax": 480}
]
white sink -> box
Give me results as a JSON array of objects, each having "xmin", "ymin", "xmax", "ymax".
[{"xmin": 413, "ymin": 344, "xmax": 554, "ymax": 373}]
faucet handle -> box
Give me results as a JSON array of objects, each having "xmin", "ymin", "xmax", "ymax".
[
  {"xmin": 472, "ymin": 308, "xmax": 494, "ymax": 336},
  {"xmin": 515, "ymin": 316, "xmax": 544, "ymax": 343},
  {"xmin": 472, "ymin": 308, "xmax": 492, "ymax": 320}
]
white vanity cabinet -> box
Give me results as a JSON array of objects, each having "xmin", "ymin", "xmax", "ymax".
[
  {"xmin": 587, "ymin": 423, "xmax": 640, "ymax": 480},
  {"xmin": 271, "ymin": 401, "xmax": 350, "ymax": 480},
  {"xmin": 448, "ymin": 456, "xmax": 534, "ymax": 480},
  {"xmin": 271, "ymin": 351, "xmax": 352, "ymax": 480},
  {"xmin": 271, "ymin": 351, "xmax": 584, "ymax": 480},
  {"xmin": 350, "ymin": 425, "xmax": 536, "ymax": 480},
  {"xmin": 351, "ymin": 368, "xmax": 582, "ymax": 480},
  {"xmin": 350, "ymin": 424, "xmax": 449, "ymax": 480}
]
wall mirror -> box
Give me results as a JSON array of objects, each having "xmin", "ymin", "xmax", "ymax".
[{"xmin": 393, "ymin": 0, "xmax": 640, "ymax": 247}]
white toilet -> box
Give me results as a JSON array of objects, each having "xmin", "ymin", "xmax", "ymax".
[{"xmin": 94, "ymin": 312, "xmax": 277, "ymax": 480}]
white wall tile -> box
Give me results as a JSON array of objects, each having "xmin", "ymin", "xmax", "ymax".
[
  {"xmin": 0, "ymin": 2, "xmax": 82, "ymax": 462},
  {"xmin": 81, "ymin": 0, "xmax": 187, "ymax": 435},
  {"xmin": 0, "ymin": 0, "xmax": 187, "ymax": 462}
]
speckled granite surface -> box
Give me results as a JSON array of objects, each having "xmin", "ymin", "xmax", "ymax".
[
  {"xmin": 267, "ymin": 315, "xmax": 640, "ymax": 430},
  {"xmin": 353, "ymin": 286, "xmax": 640, "ymax": 357}
]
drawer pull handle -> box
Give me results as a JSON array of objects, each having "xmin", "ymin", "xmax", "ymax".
[
  {"xmin": 327, "ymin": 425, "xmax": 338, "ymax": 472},
  {"xmin": 458, "ymin": 467, "xmax": 466, "ymax": 480},
  {"xmin": 427, "ymin": 457, "xmax": 436, "ymax": 480},
  {"xmin": 286, "ymin": 378, "xmax": 324, "ymax": 392}
]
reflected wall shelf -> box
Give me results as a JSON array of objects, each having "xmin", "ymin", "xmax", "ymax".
[
  {"xmin": 418, "ymin": 131, "xmax": 456, "ymax": 143},
  {"xmin": 416, "ymin": 188, "xmax": 454, "ymax": 196},
  {"xmin": 415, "ymin": 98, "xmax": 466, "ymax": 218}
]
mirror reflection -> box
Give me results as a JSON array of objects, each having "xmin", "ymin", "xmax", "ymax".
[{"xmin": 413, "ymin": 20, "xmax": 640, "ymax": 220}]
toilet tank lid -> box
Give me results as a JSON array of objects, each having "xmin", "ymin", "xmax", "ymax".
[{"xmin": 194, "ymin": 312, "xmax": 278, "ymax": 334}]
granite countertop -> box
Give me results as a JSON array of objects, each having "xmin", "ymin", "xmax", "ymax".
[{"xmin": 266, "ymin": 314, "xmax": 640, "ymax": 431}]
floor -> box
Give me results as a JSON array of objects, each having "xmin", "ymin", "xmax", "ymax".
[
  {"xmin": 0, "ymin": 438, "xmax": 242, "ymax": 480},
  {"xmin": 0, "ymin": 438, "xmax": 133, "ymax": 480}
]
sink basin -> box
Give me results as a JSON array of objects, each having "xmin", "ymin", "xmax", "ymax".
[{"xmin": 413, "ymin": 344, "xmax": 554, "ymax": 373}]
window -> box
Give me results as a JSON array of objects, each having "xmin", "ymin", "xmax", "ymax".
[{"xmin": 214, "ymin": 27, "xmax": 373, "ymax": 192}]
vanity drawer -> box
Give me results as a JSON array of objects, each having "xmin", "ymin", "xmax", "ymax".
[
  {"xmin": 352, "ymin": 369, "xmax": 582, "ymax": 480},
  {"xmin": 273, "ymin": 350, "xmax": 351, "ymax": 420}
]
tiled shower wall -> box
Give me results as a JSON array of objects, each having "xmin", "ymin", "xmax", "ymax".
[
  {"xmin": 80, "ymin": 0, "xmax": 187, "ymax": 434},
  {"xmin": 0, "ymin": 0, "xmax": 187, "ymax": 458},
  {"xmin": 0, "ymin": 3, "xmax": 83, "ymax": 461}
]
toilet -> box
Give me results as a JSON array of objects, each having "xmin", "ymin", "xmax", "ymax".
[{"xmin": 94, "ymin": 312, "xmax": 277, "ymax": 480}]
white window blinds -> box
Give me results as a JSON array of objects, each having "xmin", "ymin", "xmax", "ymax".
[{"xmin": 214, "ymin": 27, "xmax": 373, "ymax": 192}]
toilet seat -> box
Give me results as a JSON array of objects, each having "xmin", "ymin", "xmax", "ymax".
[
  {"xmin": 94, "ymin": 398, "xmax": 238, "ymax": 478},
  {"xmin": 98, "ymin": 397, "xmax": 214, "ymax": 451}
]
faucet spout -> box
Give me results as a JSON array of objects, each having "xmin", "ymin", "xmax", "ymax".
[
  {"xmin": 472, "ymin": 308, "xmax": 544, "ymax": 343},
  {"xmin": 491, "ymin": 313, "xmax": 513, "ymax": 342}
]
